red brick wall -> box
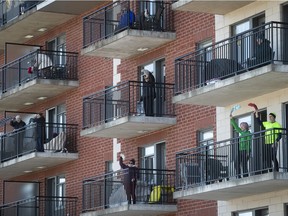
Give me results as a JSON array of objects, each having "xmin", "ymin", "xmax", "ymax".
[{"xmin": 0, "ymin": 3, "xmax": 216, "ymax": 216}]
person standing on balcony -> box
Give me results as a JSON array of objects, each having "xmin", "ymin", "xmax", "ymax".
[
  {"xmin": 141, "ymin": 69, "xmax": 156, "ymax": 116},
  {"xmin": 119, "ymin": 155, "xmax": 138, "ymax": 204},
  {"xmin": 10, "ymin": 115, "xmax": 26, "ymax": 155},
  {"xmin": 248, "ymin": 33, "xmax": 272, "ymax": 67},
  {"xmin": 117, "ymin": 7, "xmax": 135, "ymax": 30},
  {"xmin": 29, "ymin": 113, "xmax": 46, "ymax": 152},
  {"xmin": 254, "ymin": 109, "xmax": 282, "ymax": 172},
  {"xmin": 230, "ymin": 114, "xmax": 251, "ymax": 178}
]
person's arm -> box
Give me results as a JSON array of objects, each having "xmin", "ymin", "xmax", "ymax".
[
  {"xmin": 230, "ymin": 116, "xmax": 242, "ymax": 133},
  {"xmin": 119, "ymin": 156, "xmax": 128, "ymax": 169},
  {"xmin": 10, "ymin": 119, "xmax": 15, "ymax": 127},
  {"xmin": 254, "ymin": 109, "xmax": 264, "ymax": 127}
]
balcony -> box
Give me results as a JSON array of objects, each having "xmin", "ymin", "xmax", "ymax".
[
  {"xmin": 0, "ymin": 196, "xmax": 78, "ymax": 216},
  {"xmin": 80, "ymin": 81, "xmax": 176, "ymax": 139},
  {"xmin": 174, "ymin": 128, "xmax": 288, "ymax": 201},
  {"xmin": 0, "ymin": 49, "xmax": 78, "ymax": 111},
  {"xmin": 0, "ymin": 123, "xmax": 78, "ymax": 179},
  {"xmin": 81, "ymin": 168, "xmax": 177, "ymax": 216},
  {"xmin": 81, "ymin": 0, "xmax": 176, "ymax": 59},
  {"xmin": 173, "ymin": 22, "xmax": 288, "ymax": 107},
  {"xmin": 172, "ymin": 0, "xmax": 255, "ymax": 15},
  {"xmin": 0, "ymin": 0, "xmax": 104, "ymax": 52}
]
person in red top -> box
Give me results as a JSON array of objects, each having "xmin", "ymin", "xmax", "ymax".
[{"xmin": 119, "ymin": 155, "xmax": 138, "ymax": 204}]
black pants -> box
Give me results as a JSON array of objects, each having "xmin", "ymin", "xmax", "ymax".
[
  {"xmin": 234, "ymin": 150, "xmax": 249, "ymax": 178},
  {"xmin": 263, "ymin": 144, "xmax": 279, "ymax": 172},
  {"xmin": 124, "ymin": 181, "xmax": 136, "ymax": 204},
  {"xmin": 143, "ymin": 96, "xmax": 154, "ymax": 116}
]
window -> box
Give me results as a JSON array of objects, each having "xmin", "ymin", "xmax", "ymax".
[
  {"xmin": 234, "ymin": 208, "xmax": 269, "ymax": 216},
  {"xmin": 198, "ymin": 129, "xmax": 214, "ymax": 156},
  {"xmin": 46, "ymin": 175, "xmax": 66, "ymax": 214},
  {"xmin": 231, "ymin": 14, "xmax": 265, "ymax": 64},
  {"xmin": 139, "ymin": 59, "xmax": 165, "ymax": 116},
  {"xmin": 196, "ymin": 40, "xmax": 213, "ymax": 86},
  {"xmin": 47, "ymin": 34, "xmax": 66, "ymax": 66},
  {"xmin": 139, "ymin": 142, "xmax": 166, "ymax": 184},
  {"xmin": 46, "ymin": 104, "xmax": 66, "ymax": 140}
]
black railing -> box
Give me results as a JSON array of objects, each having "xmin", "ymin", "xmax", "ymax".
[
  {"xmin": 175, "ymin": 128, "xmax": 288, "ymax": 190},
  {"xmin": 0, "ymin": 49, "xmax": 78, "ymax": 93},
  {"xmin": 0, "ymin": 122, "xmax": 78, "ymax": 162},
  {"xmin": 0, "ymin": 1, "xmax": 41, "ymax": 26},
  {"xmin": 82, "ymin": 80, "xmax": 175, "ymax": 129},
  {"xmin": 0, "ymin": 196, "xmax": 77, "ymax": 216},
  {"xmin": 82, "ymin": 168, "xmax": 175, "ymax": 212},
  {"xmin": 175, "ymin": 21, "xmax": 288, "ymax": 94},
  {"xmin": 83, "ymin": 0, "xmax": 174, "ymax": 47}
]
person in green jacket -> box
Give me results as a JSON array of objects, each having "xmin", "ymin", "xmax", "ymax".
[{"xmin": 230, "ymin": 114, "xmax": 252, "ymax": 178}]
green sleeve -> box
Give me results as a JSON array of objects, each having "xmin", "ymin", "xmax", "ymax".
[{"xmin": 230, "ymin": 118, "xmax": 242, "ymax": 133}]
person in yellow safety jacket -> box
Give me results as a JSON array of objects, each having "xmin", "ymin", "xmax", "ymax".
[
  {"xmin": 230, "ymin": 114, "xmax": 252, "ymax": 178},
  {"xmin": 255, "ymin": 110, "xmax": 282, "ymax": 172}
]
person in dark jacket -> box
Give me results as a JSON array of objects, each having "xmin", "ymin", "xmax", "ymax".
[
  {"xmin": 248, "ymin": 33, "xmax": 272, "ymax": 67},
  {"xmin": 141, "ymin": 69, "xmax": 156, "ymax": 116},
  {"xmin": 119, "ymin": 155, "xmax": 138, "ymax": 204},
  {"xmin": 30, "ymin": 113, "xmax": 46, "ymax": 152},
  {"xmin": 10, "ymin": 115, "xmax": 26, "ymax": 155}
]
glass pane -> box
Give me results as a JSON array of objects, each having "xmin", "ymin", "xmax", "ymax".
[
  {"xmin": 145, "ymin": 145, "xmax": 154, "ymax": 156},
  {"xmin": 238, "ymin": 212, "xmax": 253, "ymax": 216}
]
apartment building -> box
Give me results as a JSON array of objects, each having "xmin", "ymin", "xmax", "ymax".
[
  {"xmin": 0, "ymin": 1, "xmax": 217, "ymax": 216},
  {"xmin": 173, "ymin": 1, "xmax": 288, "ymax": 216}
]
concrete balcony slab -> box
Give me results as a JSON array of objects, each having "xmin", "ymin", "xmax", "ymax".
[
  {"xmin": 81, "ymin": 204, "xmax": 177, "ymax": 216},
  {"xmin": 173, "ymin": 64, "xmax": 288, "ymax": 107},
  {"xmin": 0, "ymin": 151, "xmax": 78, "ymax": 179},
  {"xmin": 81, "ymin": 29, "xmax": 176, "ymax": 59},
  {"xmin": 80, "ymin": 116, "xmax": 176, "ymax": 139},
  {"xmin": 174, "ymin": 172, "xmax": 288, "ymax": 201},
  {"xmin": 172, "ymin": 0, "xmax": 255, "ymax": 15},
  {"xmin": 0, "ymin": 78, "xmax": 79, "ymax": 111}
]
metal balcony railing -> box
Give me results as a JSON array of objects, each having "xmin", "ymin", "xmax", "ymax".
[
  {"xmin": 82, "ymin": 81, "xmax": 175, "ymax": 129},
  {"xmin": 175, "ymin": 128, "xmax": 288, "ymax": 190},
  {"xmin": 0, "ymin": 0, "xmax": 42, "ymax": 26},
  {"xmin": 0, "ymin": 196, "xmax": 77, "ymax": 216},
  {"xmin": 0, "ymin": 122, "xmax": 78, "ymax": 162},
  {"xmin": 83, "ymin": 0, "xmax": 174, "ymax": 47},
  {"xmin": 0, "ymin": 49, "xmax": 78, "ymax": 93},
  {"xmin": 82, "ymin": 168, "xmax": 176, "ymax": 212},
  {"xmin": 175, "ymin": 21, "xmax": 288, "ymax": 94}
]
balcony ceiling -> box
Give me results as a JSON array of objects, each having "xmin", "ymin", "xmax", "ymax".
[
  {"xmin": 81, "ymin": 204, "xmax": 177, "ymax": 216},
  {"xmin": 173, "ymin": 64, "xmax": 288, "ymax": 107},
  {"xmin": 81, "ymin": 29, "xmax": 176, "ymax": 59},
  {"xmin": 172, "ymin": 0, "xmax": 255, "ymax": 15},
  {"xmin": 0, "ymin": 1, "xmax": 105, "ymax": 53},
  {"xmin": 0, "ymin": 152, "xmax": 78, "ymax": 180},
  {"xmin": 0, "ymin": 79, "xmax": 79, "ymax": 111},
  {"xmin": 174, "ymin": 172, "xmax": 288, "ymax": 201},
  {"xmin": 80, "ymin": 116, "xmax": 177, "ymax": 139}
]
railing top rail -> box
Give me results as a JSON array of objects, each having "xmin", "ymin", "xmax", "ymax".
[
  {"xmin": 175, "ymin": 21, "xmax": 287, "ymax": 62},
  {"xmin": 1, "ymin": 49, "xmax": 78, "ymax": 70},
  {"xmin": 176, "ymin": 128, "xmax": 287, "ymax": 156},
  {"xmin": 83, "ymin": 0, "xmax": 119, "ymax": 19},
  {"xmin": 83, "ymin": 167, "xmax": 176, "ymax": 183},
  {"xmin": 83, "ymin": 80, "xmax": 175, "ymax": 100},
  {"xmin": 0, "ymin": 195, "xmax": 78, "ymax": 208}
]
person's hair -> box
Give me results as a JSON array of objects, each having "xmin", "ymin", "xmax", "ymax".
[
  {"xmin": 130, "ymin": 158, "xmax": 136, "ymax": 165},
  {"xmin": 240, "ymin": 122, "xmax": 249, "ymax": 130}
]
